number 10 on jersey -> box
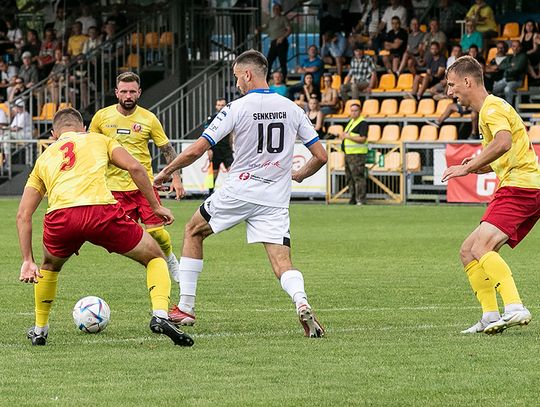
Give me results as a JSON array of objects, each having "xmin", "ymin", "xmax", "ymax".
[{"xmin": 257, "ymin": 122, "xmax": 284, "ymax": 154}]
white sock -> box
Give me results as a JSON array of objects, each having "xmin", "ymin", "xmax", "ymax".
[
  {"xmin": 35, "ymin": 325, "xmax": 48, "ymax": 335},
  {"xmin": 280, "ymin": 269, "xmax": 308, "ymax": 310},
  {"xmin": 179, "ymin": 257, "xmax": 203, "ymax": 313},
  {"xmin": 482, "ymin": 311, "xmax": 500, "ymax": 322},
  {"xmin": 505, "ymin": 303, "xmax": 525, "ymax": 313},
  {"xmin": 153, "ymin": 310, "xmax": 168, "ymax": 318}
]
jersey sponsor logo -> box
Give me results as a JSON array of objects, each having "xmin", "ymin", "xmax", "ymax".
[
  {"xmin": 239, "ymin": 172, "xmax": 251, "ymax": 180},
  {"xmin": 252, "ymin": 112, "xmax": 287, "ymax": 120},
  {"xmin": 105, "ymin": 124, "xmax": 117, "ymax": 128},
  {"xmin": 117, "ymin": 128, "xmax": 130, "ymax": 135},
  {"xmin": 132, "ymin": 123, "xmax": 142, "ymax": 133}
]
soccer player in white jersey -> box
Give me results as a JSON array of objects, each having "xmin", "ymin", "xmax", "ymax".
[{"xmin": 154, "ymin": 50, "xmax": 328, "ymax": 337}]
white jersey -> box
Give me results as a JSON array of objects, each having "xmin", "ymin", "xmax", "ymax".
[{"xmin": 202, "ymin": 89, "xmax": 319, "ymax": 208}]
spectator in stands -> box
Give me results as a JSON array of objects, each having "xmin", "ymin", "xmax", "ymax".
[
  {"xmin": 407, "ymin": 41, "xmax": 446, "ymax": 100},
  {"xmin": 69, "ymin": 54, "xmax": 89, "ymax": 109},
  {"xmin": 320, "ymin": 73, "xmax": 341, "ymax": 114},
  {"xmin": 468, "ymin": 45, "xmax": 485, "ymax": 68},
  {"xmin": 37, "ymin": 28, "xmax": 58, "ymax": 73},
  {"xmin": 5, "ymin": 16, "xmax": 23, "ymax": 56},
  {"xmin": 397, "ymin": 17, "xmax": 425, "ymax": 76},
  {"xmin": 422, "ymin": 18, "xmax": 447, "ymax": 60},
  {"xmin": 492, "ymin": 40, "xmax": 528, "ymax": 104},
  {"xmin": 0, "ymin": 98, "xmax": 32, "ymax": 162},
  {"xmin": 485, "ymin": 41, "xmax": 508, "ymax": 90},
  {"xmin": 18, "ymin": 52, "xmax": 39, "ymax": 89},
  {"xmin": 340, "ymin": 44, "xmax": 377, "ymax": 100},
  {"xmin": 344, "ymin": 0, "xmax": 365, "ymax": 35},
  {"xmin": 520, "ymin": 20, "xmax": 540, "ymax": 80},
  {"xmin": 20, "ymin": 30, "xmax": 41, "ymax": 62},
  {"xmin": 321, "ymin": 31, "xmax": 349, "ymax": 77},
  {"xmin": 46, "ymin": 50, "xmax": 68, "ymax": 105},
  {"xmin": 357, "ymin": 0, "xmax": 383, "ymax": 51},
  {"xmin": 293, "ymin": 72, "xmax": 320, "ymax": 110},
  {"xmin": 259, "ymin": 3, "xmax": 292, "ymax": 80},
  {"xmin": 67, "ymin": 22, "xmax": 87, "ymax": 57},
  {"xmin": 105, "ymin": 4, "xmax": 128, "ymax": 29},
  {"xmin": 382, "ymin": 16, "xmax": 407, "ymax": 74},
  {"xmin": 7, "ymin": 77, "xmax": 25, "ymax": 103},
  {"xmin": 379, "ymin": 0, "xmax": 406, "ymax": 34},
  {"xmin": 269, "ymin": 70, "xmax": 288, "ymax": 97},
  {"xmin": 446, "ymin": 45, "xmax": 463, "ymax": 69},
  {"xmin": 320, "ymin": 0, "xmax": 345, "ymax": 34},
  {"xmin": 0, "ymin": 60, "xmax": 17, "ymax": 102},
  {"xmin": 82, "ymin": 26, "xmax": 102, "ymax": 55},
  {"xmin": 338, "ymin": 103, "xmax": 368, "ymax": 205},
  {"xmin": 76, "ymin": 3, "xmax": 97, "ymax": 35},
  {"xmin": 439, "ymin": 0, "xmax": 467, "ymax": 40},
  {"xmin": 289, "ymin": 44, "xmax": 324, "ymax": 99},
  {"xmin": 307, "ymin": 97, "xmax": 325, "ymax": 138},
  {"xmin": 460, "ymin": 19, "xmax": 483, "ymax": 53},
  {"xmin": 465, "ymin": 0, "xmax": 498, "ymax": 39},
  {"xmin": 50, "ymin": 5, "xmax": 74, "ymax": 43}
]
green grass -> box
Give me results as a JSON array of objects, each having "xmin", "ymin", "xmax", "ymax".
[{"xmin": 1, "ymin": 199, "xmax": 540, "ymax": 406}]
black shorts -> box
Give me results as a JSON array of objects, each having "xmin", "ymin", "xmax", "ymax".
[{"xmin": 212, "ymin": 152, "xmax": 233, "ymax": 169}]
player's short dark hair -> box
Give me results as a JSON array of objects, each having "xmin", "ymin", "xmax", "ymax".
[
  {"xmin": 53, "ymin": 107, "xmax": 83, "ymax": 129},
  {"xmin": 446, "ymin": 55, "xmax": 484, "ymax": 86},
  {"xmin": 234, "ymin": 49, "xmax": 268, "ymax": 78},
  {"xmin": 116, "ymin": 71, "xmax": 140, "ymax": 87}
]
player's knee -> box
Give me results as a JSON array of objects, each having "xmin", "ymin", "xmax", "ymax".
[{"xmin": 459, "ymin": 243, "xmax": 474, "ymax": 266}]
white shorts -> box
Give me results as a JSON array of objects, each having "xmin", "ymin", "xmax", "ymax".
[{"xmin": 200, "ymin": 190, "xmax": 291, "ymax": 246}]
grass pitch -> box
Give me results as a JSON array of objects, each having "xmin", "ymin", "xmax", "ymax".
[{"xmin": 1, "ymin": 198, "xmax": 540, "ymax": 406}]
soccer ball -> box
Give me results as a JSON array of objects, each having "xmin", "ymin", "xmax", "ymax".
[{"xmin": 73, "ymin": 296, "xmax": 111, "ymax": 333}]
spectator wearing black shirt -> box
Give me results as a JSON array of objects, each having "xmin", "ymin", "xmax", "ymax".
[
  {"xmin": 382, "ymin": 16, "xmax": 407, "ymax": 74},
  {"xmin": 407, "ymin": 41, "xmax": 446, "ymax": 100}
]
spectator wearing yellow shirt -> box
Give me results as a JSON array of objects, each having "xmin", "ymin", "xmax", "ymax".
[
  {"xmin": 67, "ymin": 22, "xmax": 88, "ymax": 56},
  {"xmin": 466, "ymin": 0, "xmax": 498, "ymax": 38}
]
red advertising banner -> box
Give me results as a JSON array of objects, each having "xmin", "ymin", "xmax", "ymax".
[{"xmin": 445, "ymin": 144, "xmax": 540, "ymax": 203}]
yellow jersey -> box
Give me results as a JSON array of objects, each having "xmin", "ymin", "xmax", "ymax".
[
  {"xmin": 26, "ymin": 132, "xmax": 120, "ymax": 213},
  {"xmin": 89, "ymin": 105, "xmax": 169, "ymax": 191},
  {"xmin": 479, "ymin": 94, "xmax": 540, "ymax": 189}
]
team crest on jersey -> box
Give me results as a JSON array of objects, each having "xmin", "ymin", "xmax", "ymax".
[
  {"xmin": 132, "ymin": 123, "xmax": 142, "ymax": 132},
  {"xmin": 239, "ymin": 172, "xmax": 251, "ymax": 180}
]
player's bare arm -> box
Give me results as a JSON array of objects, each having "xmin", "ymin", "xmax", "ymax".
[
  {"xmin": 154, "ymin": 138, "xmax": 210, "ymax": 186},
  {"xmin": 442, "ymin": 131, "xmax": 511, "ymax": 182},
  {"xmin": 292, "ymin": 142, "xmax": 328, "ymax": 183},
  {"xmin": 16, "ymin": 187, "xmax": 43, "ymax": 283},
  {"xmin": 158, "ymin": 142, "xmax": 185, "ymax": 200},
  {"xmin": 111, "ymin": 147, "xmax": 174, "ymax": 225},
  {"xmin": 461, "ymin": 156, "xmax": 493, "ymax": 174}
]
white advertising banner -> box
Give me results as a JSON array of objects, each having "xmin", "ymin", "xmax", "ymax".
[{"xmin": 180, "ymin": 141, "xmax": 327, "ymax": 197}]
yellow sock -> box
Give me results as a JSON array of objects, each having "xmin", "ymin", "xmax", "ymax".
[
  {"xmin": 34, "ymin": 269, "xmax": 59, "ymax": 328},
  {"xmin": 479, "ymin": 251, "xmax": 522, "ymax": 306},
  {"xmin": 464, "ymin": 260, "xmax": 498, "ymax": 312},
  {"xmin": 147, "ymin": 258, "xmax": 171, "ymax": 312},
  {"xmin": 148, "ymin": 226, "xmax": 173, "ymax": 256}
]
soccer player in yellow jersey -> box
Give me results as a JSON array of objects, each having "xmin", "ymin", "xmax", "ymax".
[
  {"xmin": 89, "ymin": 72, "xmax": 183, "ymax": 285},
  {"xmin": 443, "ymin": 56, "xmax": 540, "ymax": 334},
  {"xmin": 17, "ymin": 108, "xmax": 193, "ymax": 347}
]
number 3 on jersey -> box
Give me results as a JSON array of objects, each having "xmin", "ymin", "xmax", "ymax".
[
  {"xmin": 257, "ymin": 122, "xmax": 284, "ymax": 153},
  {"xmin": 59, "ymin": 141, "xmax": 76, "ymax": 171}
]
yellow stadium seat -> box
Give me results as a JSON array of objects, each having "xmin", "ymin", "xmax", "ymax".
[
  {"xmin": 395, "ymin": 73, "xmax": 414, "ymax": 91},
  {"xmin": 361, "ymin": 99, "xmax": 379, "ymax": 116},
  {"xmin": 33, "ymin": 102, "xmax": 57, "ymax": 121},
  {"xmin": 327, "ymin": 99, "xmax": 360, "ymax": 119},
  {"xmin": 426, "ymin": 98, "xmax": 454, "ymax": 117},
  {"xmin": 400, "ymin": 125, "xmax": 419, "ymax": 141},
  {"xmin": 131, "ymin": 32, "xmax": 144, "ymax": 48},
  {"xmin": 419, "ymin": 125, "xmax": 438, "ymax": 141},
  {"xmin": 381, "ymin": 151, "xmax": 401, "ymax": 171},
  {"xmin": 406, "ymin": 152, "xmax": 422, "ymax": 172},
  {"xmin": 372, "ymin": 73, "xmax": 396, "ymax": 92},
  {"xmin": 409, "ymin": 98, "xmax": 435, "ymax": 117},
  {"xmin": 380, "ymin": 124, "xmax": 400, "ymax": 142},
  {"xmin": 58, "ymin": 102, "xmax": 72, "ymax": 110},
  {"xmin": 119, "ymin": 53, "xmax": 140, "ymax": 72},
  {"xmin": 145, "ymin": 32, "xmax": 159, "ymax": 49},
  {"xmin": 517, "ymin": 75, "xmax": 528, "ymax": 92},
  {"xmin": 528, "ymin": 125, "xmax": 540, "ymax": 141},
  {"xmin": 0, "ymin": 102, "xmax": 8, "ymax": 115},
  {"xmin": 497, "ymin": 22, "xmax": 520, "ymax": 40},
  {"xmin": 438, "ymin": 125, "xmax": 458, "ymax": 141},
  {"xmin": 367, "ymin": 124, "xmax": 381, "ymax": 142},
  {"xmin": 371, "ymin": 99, "xmax": 398, "ymax": 118},
  {"xmin": 486, "ymin": 47, "xmax": 498, "ymax": 63},
  {"xmin": 160, "ymin": 32, "xmax": 174, "ymax": 47},
  {"xmin": 389, "ymin": 99, "xmax": 417, "ymax": 118},
  {"xmin": 330, "ymin": 151, "xmax": 345, "ymax": 170},
  {"xmin": 326, "ymin": 124, "xmax": 344, "ymax": 138},
  {"xmin": 420, "ymin": 24, "xmax": 427, "ymax": 33}
]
